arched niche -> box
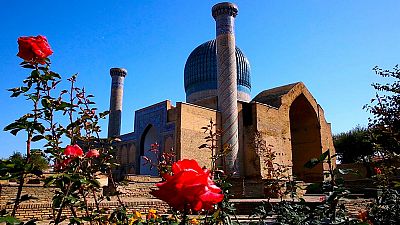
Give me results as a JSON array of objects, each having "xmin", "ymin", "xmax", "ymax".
[
  {"xmin": 139, "ymin": 124, "xmax": 159, "ymax": 176},
  {"xmin": 289, "ymin": 94, "xmax": 323, "ymax": 182},
  {"xmin": 164, "ymin": 136, "xmax": 174, "ymax": 153},
  {"xmin": 121, "ymin": 145, "xmax": 128, "ymax": 164}
]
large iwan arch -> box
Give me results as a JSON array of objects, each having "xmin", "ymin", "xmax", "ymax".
[{"xmin": 289, "ymin": 94, "xmax": 323, "ymax": 182}]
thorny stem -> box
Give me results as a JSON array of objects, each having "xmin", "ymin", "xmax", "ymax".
[
  {"xmin": 179, "ymin": 203, "xmax": 188, "ymax": 225},
  {"xmin": 55, "ymin": 163, "xmax": 80, "ymax": 224},
  {"xmin": 80, "ymin": 89, "xmax": 104, "ymax": 212},
  {"xmin": 55, "ymin": 181, "xmax": 72, "ymax": 224},
  {"xmin": 68, "ymin": 76, "xmax": 75, "ymax": 144},
  {"xmin": 46, "ymin": 81, "xmax": 58, "ymax": 151},
  {"xmin": 92, "ymin": 189, "xmax": 100, "ymax": 212},
  {"xmin": 69, "ymin": 206, "xmax": 78, "ymax": 219},
  {"xmin": 108, "ymin": 168, "xmax": 126, "ymax": 209},
  {"xmin": 326, "ymin": 151, "xmax": 338, "ymax": 221},
  {"xmin": 11, "ymin": 71, "xmax": 40, "ymax": 217},
  {"xmin": 81, "ymin": 189, "xmax": 93, "ymax": 225},
  {"xmin": 55, "ymin": 76, "xmax": 79, "ymax": 224},
  {"xmin": 210, "ymin": 121, "xmax": 216, "ymax": 172}
]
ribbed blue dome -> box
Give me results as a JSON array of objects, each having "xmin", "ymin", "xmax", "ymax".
[{"xmin": 184, "ymin": 40, "xmax": 251, "ymax": 102}]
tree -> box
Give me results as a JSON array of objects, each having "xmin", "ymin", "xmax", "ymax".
[
  {"xmin": 364, "ymin": 65, "xmax": 400, "ymax": 156},
  {"xmin": 8, "ymin": 152, "xmax": 24, "ymax": 165},
  {"xmin": 333, "ymin": 126, "xmax": 374, "ymax": 163},
  {"xmin": 7, "ymin": 150, "xmax": 49, "ymax": 171},
  {"xmin": 30, "ymin": 150, "xmax": 49, "ymax": 171}
]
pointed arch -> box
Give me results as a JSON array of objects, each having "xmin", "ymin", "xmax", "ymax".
[
  {"xmin": 139, "ymin": 124, "xmax": 159, "ymax": 176},
  {"xmin": 289, "ymin": 94, "xmax": 323, "ymax": 182}
]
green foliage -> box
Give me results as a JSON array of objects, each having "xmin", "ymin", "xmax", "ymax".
[
  {"xmin": 8, "ymin": 152, "xmax": 24, "ymax": 165},
  {"xmin": 251, "ymin": 150, "xmax": 363, "ymax": 225},
  {"xmin": 358, "ymin": 65, "xmax": 400, "ymax": 225},
  {"xmin": 364, "ymin": 65, "xmax": 400, "ymax": 155},
  {"xmin": 30, "ymin": 150, "xmax": 49, "ymax": 170},
  {"xmin": 5, "ymin": 150, "xmax": 49, "ymax": 171},
  {"xmin": 0, "ymin": 153, "xmax": 44, "ymax": 182},
  {"xmin": 369, "ymin": 188, "xmax": 400, "ymax": 225},
  {"xmin": 333, "ymin": 126, "xmax": 375, "ymax": 163}
]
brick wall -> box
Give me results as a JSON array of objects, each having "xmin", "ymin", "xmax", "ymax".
[
  {"xmin": 0, "ymin": 181, "xmax": 170, "ymax": 221},
  {"xmin": 176, "ymin": 102, "xmax": 219, "ymax": 169},
  {"xmin": 2, "ymin": 200, "xmax": 170, "ymax": 221},
  {"xmin": 118, "ymin": 175, "xmax": 161, "ymax": 199},
  {"xmin": 0, "ymin": 184, "xmax": 57, "ymax": 205}
]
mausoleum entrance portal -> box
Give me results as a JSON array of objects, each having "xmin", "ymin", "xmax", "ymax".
[
  {"xmin": 289, "ymin": 94, "xmax": 323, "ymax": 182},
  {"xmin": 139, "ymin": 124, "xmax": 159, "ymax": 176}
]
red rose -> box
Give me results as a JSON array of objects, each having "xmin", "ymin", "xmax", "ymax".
[
  {"xmin": 64, "ymin": 144, "xmax": 83, "ymax": 157},
  {"xmin": 85, "ymin": 149, "xmax": 100, "ymax": 158},
  {"xmin": 374, "ymin": 167, "xmax": 382, "ymax": 175},
  {"xmin": 17, "ymin": 35, "xmax": 53, "ymax": 65},
  {"xmin": 54, "ymin": 158, "xmax": 72, "ymax": 170},
  {"xmin": 55, "ymin": 145, "xmax": 84, "ymax": 170},
  {"xmin": 151, "ymin": 159, "xmax": 224, "ymax": 211}
]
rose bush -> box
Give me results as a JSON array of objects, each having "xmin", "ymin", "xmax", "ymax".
[
  {"xmin": 151, "ymin": 159, "xmax": 224, "ymax": 211},
  {"xmin": 17, "ymin": 35, "xmax": 53, "ymax": 64},
  {"xmin": 2, "ymin": 35, "xmax": 122, "ymax": 224}
]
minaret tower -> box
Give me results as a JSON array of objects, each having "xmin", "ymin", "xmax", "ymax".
[
  {"xmin": 212, "ymin": 2, "xmax": 240, "ymax": 175},
  {"xmin": 108, "ymin": 68, "xmax": 127, "ymax": 138}
]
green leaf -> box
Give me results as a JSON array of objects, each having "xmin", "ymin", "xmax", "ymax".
[
  {"xmin": 20, "ymin": 194, "xmax": 39, "ymax": 202},
  {"xmin": 21, "ymin": 86, "xmax": 30, "ymax": 92},
  {"xmin": 4, "ymin": 122, "xmax": 19, "ymax": 131},
  {"xmin": 50, "ymin": 71, "xmax": 61, "ymax": 79},
  {"xmin": 304, "ymin": 158, "xmax": 320, "ymax": 169},
  {"xmin": 41, "ymin": 98, "xmax": 51, "ymax": 108},
  {"xmin": 32, "ymin": 122, "xmax": 45, "ymax": 134},
  {"xmin": 318, "ymin": 149, "xmax": 330, "ymax": 161},
  {"xmin": 337, "ymin": 168, "xmax": 353, "ymax": 175},
  {"xmin": 23, "ymin": 219, "xmax": 38, "ymax": 225},
  {"xmin": 27, "ymin": 94, "xmax": 38, "ymax": 102},
  {"xmin": 327, "ymin": 191, "xmax": 338, "ymax": 202},
  {"xmin": 198, "ymin": 144, "xmax": 208, "ymax": 149},
  {"xmin": 304, "ymin": 150, "xmax": 330, "ymax": 168},
  {"xmin": 10, "ymin": 128, "xmax": 23, "ymax": 136},
  {"xmin": 89, "ymin": 179, "xmax": 101, "ymax": 188},
  {"xmin": 31, "ymin": 135, "xmax": 44, "ymax": 142},
  {"xmin": 30, "ymin": 70, "xmax": 40, "ymax": 78},
  {"xmin": 22, "ymin": 64, "xmax": 35, "ymax": 69},
  {"xmin": 0, "ymin": 216, "xmax": 21, "ymax": 224},
  {"xmin": 55, "ymin": 101, "xmax": 74, "ymax": 111},
  {"xmin": 10, "ymin": 91, "xmax": 22, "ymax": 97}
]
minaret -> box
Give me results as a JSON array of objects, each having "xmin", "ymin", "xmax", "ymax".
[
  {"xmin": 108, "ymin": 68, "xmax": 127, "ymax": 138},
  {"xmin": 212, "ymin": 2, "xmax": 240, "ymax": 175}
]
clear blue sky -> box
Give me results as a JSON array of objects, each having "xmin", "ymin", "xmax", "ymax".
[{"xmin": 0, "ymin": 0, "xmax": 399, "ymax": 158}]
